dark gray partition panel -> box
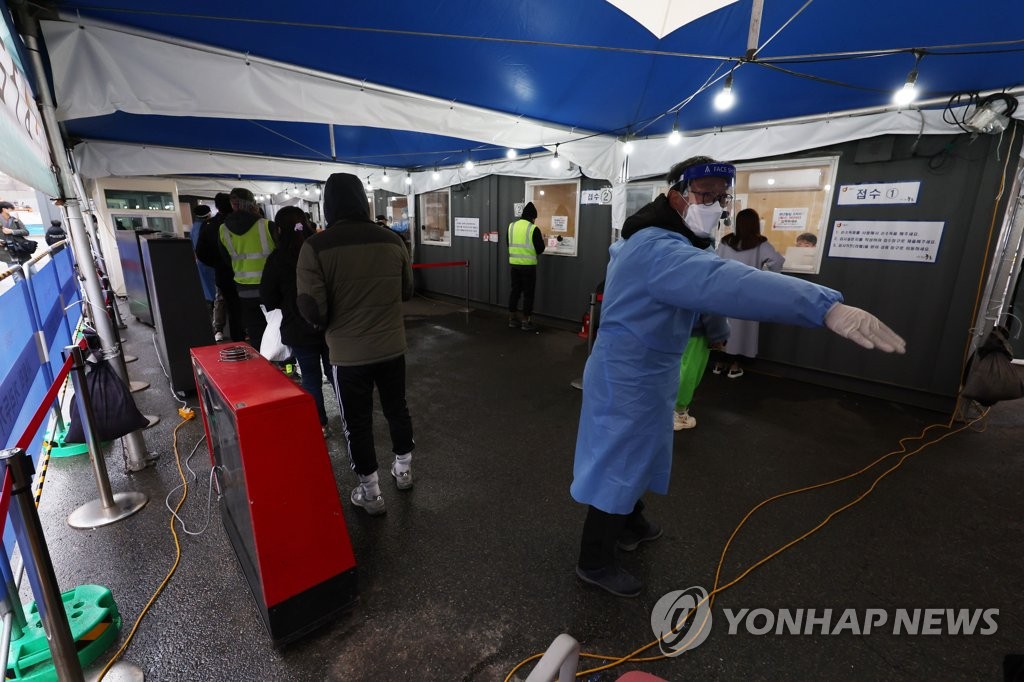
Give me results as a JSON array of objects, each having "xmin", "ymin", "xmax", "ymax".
[
  {"xmin": 412, "ymin": 135, "xmax": 1018, "ymax": 410},
  {"xmin": 756, "ymin": 133, "xmax": 1021, "ymax": 410},
  {"xmin": 415, "ymin": 175, "xmax": 612, "ymax": 322}
]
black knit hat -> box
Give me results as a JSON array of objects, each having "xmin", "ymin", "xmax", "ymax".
[{"xmin": 521, "ymin": 202, "xmax": 538, "ymax": 221}]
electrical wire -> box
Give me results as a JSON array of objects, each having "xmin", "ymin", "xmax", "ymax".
[
  {"xmin": 504, "ymin": 408, "xmax": 991, "ymax": 681},
  {"xmin": 151, "ymin": 331, "xmax": 188, "ymax": 407},
  {"xmin": 958, "ymin": 121, "xmax": 1018, "ymax": 389},
  {"xmin": 95, "ymin": 416, "xmax": 193, "ymax": 681},
  {"xmin": 163, "ymin": 435, "xmax": 220, "ymax": 536}
]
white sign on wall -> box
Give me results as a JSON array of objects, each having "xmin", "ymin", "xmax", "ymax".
[
  {"xmin": 454, "ymin": 216, "xmax": 480, "ymax": 238},
  {"xmin": 513, "ymin": 202, "xmax": 525, "ymax": 217},
  {"xmin": 828, "ymin": 220, "xmax": 944, "ymax": 263},
  {"xmin": 550, "ymin": 215, "xmax": 569, "ymax": 233},
  {"xmin": 580, "ymin": 189, "xmax": 613, "ymax": 205},
  {"xmin": 837, "ymin": 182, "xmax": 920, "ymax": 205},
  {"xmin": 771, "ymin": 207, "xmax": 809, "ymax": 230}
]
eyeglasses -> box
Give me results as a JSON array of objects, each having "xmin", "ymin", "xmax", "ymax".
[{"xmin": 688, "ymin": 190, "xmax": 733, "ymax": 207}]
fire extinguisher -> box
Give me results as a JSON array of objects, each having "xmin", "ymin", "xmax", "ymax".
[{"xmin": 578, "ymin": 312, "xmax": 591, "ymax": 339}]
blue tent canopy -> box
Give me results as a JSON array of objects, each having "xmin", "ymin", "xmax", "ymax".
[{"xmin": 43, "ymin": 0, "xmax": 1024, "ymax": 180}]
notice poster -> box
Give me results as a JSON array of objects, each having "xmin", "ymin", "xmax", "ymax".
[
  {"xmin": 454, "ymin": 217, "xmax": 480, "ymax": 238},
  {"xmin": 513, "ymin": 202, "xmax": 525, "ymax": 217},
  {"xmin": 772, "ymin": 207, "xmax": 809, "ymax": 231},
  {"xmin": 550, "ymin": 216, "xmax": 569, "ymax": 233},
  {"xmin": 828, "ymin": 220, "xmax": 944, "ymax": 263}
]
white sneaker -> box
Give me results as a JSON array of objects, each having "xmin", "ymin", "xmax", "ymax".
[
  {"xmin": 214, "ymin": 331, "xmax": 224, "ymax": 342},
  {"xmin": 673, "ymin": 410, "xmax": 697, "ymax": 431},
  {"xmin": 391, "ymin": 463, "xmax": 413, "ymax": 490},
  {"xmin": 351, "ymin": 485, "xmax": 386, "ymax": 515}
]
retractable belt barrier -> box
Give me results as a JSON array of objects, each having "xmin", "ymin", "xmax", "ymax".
[{"xmin": 411, "ymin": 261, "xmax": 471, "ymax": 318}]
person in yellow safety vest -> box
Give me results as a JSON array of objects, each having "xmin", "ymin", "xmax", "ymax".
[
  {"xmin": 507, "ymin": 201, "xmax": 545, "ymax": 331},
  {"xmin": 218, "ymin": 187, "xmax": 275, "ymax": 351}
]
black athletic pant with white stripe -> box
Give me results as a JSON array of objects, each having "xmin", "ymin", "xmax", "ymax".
[{"xmin": 332, "ymin": 354, "xmax": 415, "ymax": 476}]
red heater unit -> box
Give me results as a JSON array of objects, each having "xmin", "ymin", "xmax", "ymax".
[{"xmin": 191, "ymin": 343, "xmax": 357, "ymax": 646}]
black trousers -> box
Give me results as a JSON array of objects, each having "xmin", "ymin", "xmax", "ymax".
[
  {"xmin": 239, "ymin": 296, "xmax": 267, "ymax": 351},
  {"xmin": 332, "ymin": 354, "xmax": 415, "ymax": 476},
  {"xmin": 578, "ymin": 499, "xmax": 648, "ymax": 570},
  {"xmin": 508, "ymin": 265, "xmax": 537, "ymax": 316}
]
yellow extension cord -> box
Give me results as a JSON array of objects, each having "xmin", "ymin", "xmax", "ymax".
[
  {"xmin": 507, "ymin": 122, "xmax": 1018, "ymax": 681},
  {"xmin": 95, "ymin": 416, "xmax": 193, "ymax": 681},
  {"xmin": 504, "ymin": 407, "xmax": 990, "ymax": 681}
]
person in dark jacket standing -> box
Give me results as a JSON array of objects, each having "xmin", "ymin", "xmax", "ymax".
[
  {"xmin": 261, "ymin": 206, "xmax": 334, "ymax": 437},
  {"xmin": 44, "ymin": 219, "xmax": 67, "ymax": 246},
  {"xmin": 0, "ymin": 201, "xmax": 31, "ymax": 265},
  {"xmin": 297, "ymin": 173, "xmax": 415, "ymax": 517},
  {"xmin": 507, "ymin": 201, "xmax": 545, "ymax": 331},
  {"xmin": 196, "ymin": 193, "xmax": 243, "ymax": 341}
]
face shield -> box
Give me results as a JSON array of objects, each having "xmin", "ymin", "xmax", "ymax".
[{"xmin": 671, "ymin": 162, "xmax": 736, "ymax": 241}]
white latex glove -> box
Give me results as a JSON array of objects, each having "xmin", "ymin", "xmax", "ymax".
[{"xmin": 824, "ymin": 303, "xmax": 906, "ymax": 353}]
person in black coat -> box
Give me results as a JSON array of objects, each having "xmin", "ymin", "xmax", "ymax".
[
  {"xmin": 44, "ymin": 219, "xmax": 67, "ymax": 246},
  {"xmin": 196, "ymin": 193, "xmax": 244, "ymax": 341},
  {"xmin": 260, "ymin": 205, "xmax": 334, "ymax": 436}
]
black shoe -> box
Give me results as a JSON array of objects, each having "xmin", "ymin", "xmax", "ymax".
[
  {"xmin": 508, "ymin": 315, "xmax": 520, "ymax": 328},
  {"xmin": 521, "ymin": 320, "xmax": 537, "ymax": 331},
  {"xmin": 575, "ymin": 565, "xmax": 642, "ymax": 597},
  {"xmin": 617, "ymin": 521, "xmax": 663, "ymax": 552}
]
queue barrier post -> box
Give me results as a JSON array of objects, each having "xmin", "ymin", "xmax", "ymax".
[
  {"xmin": 0, "ymin": 450, "xmax": 84, "ymax": 682},
  {"xmin": 64, "ymin": 345, "xmax": 148, "ymax": 530}
]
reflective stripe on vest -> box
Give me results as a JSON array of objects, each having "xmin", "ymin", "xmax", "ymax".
[
  {"xmin": 220, "ymin": 219, "xmax": 272, "ymax": 284},
  {"xmin": 508, "ymin": 219, "xmax": 538, "ymax": 265}
]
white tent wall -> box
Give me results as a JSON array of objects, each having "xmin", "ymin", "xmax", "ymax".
[{"xmin": 42, "ymin": 17, "xmax": 584, "ymax": 151}]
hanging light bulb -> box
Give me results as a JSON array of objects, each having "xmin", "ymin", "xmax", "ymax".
[
  {"xmin": 381, "ymin": 169, "xmax": 390, "ymax": 183},
  {"xmin": 405, "ymin": 172, "xmax": 413, "ymax": 186},
  {"xmin": 315, "ymin": 186, "xmax": 321, "ymax": 195},
  {"xmin": 432, "ymin": 167, "xmax": 440, "ymax": 181},
  {"xmin": 714, "ymin": 71, "xmax": 736, "ymax": 111},
  {"xmin": 303, "ymin": 188, "xmax": 310, "ymax": 197},
  {"xmin": 365, "ymin": 176, "xmax": 373, "ymax": 191},
  {"xmin": 506, "ymin": 148, "xmax": 518, "ymax": 160},
  {"xmin": 892, "ymin": 53, "xmax": 921, "ymax": 107},
  {"xmin": 464, "ymin": 154, "xmax": 474, "ymax": 171},
  {"xmin": 283, "ymin": 190, "xmax": 290, "ymax": 199},
  {"xmin": 550, "ymin": 144, "xmax": 562, "ymax": 169},
  {"xmin": 622, "ymin": 139, "xmax": 634, "ymax": 155},
  {"xmin": 668, "ymin": 114, "xmax": 682, "ymax": 145}
]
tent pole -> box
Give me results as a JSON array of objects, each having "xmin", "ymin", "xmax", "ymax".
[
  {"xmin": 745, "ymin": 0, "xmax": 764, "ymax": 60},
  {"xmin": 329, "ymin": 124, "xmax": 336, "ymax": 161},
  {"xmin": 15, "ymin": 5, "xmax": 153, "ymax": 471}
]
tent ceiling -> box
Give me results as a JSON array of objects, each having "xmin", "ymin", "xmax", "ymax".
[{"xmin": 40, "ymin": 0, "xmax": 1024, "ymax": 182}]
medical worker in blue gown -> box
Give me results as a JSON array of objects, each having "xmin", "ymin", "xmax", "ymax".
[{"xmin": 572, "ymin": 157, "xmax": 906, "ymax": 597}]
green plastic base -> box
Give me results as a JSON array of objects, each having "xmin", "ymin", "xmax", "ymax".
[
  {"xmin": 46, "ymin": 425, "xmax": 106, "ymax": 459},
  {"xmin": 6, "ymin": 584, "xmax": 122, "ymax": 681}
]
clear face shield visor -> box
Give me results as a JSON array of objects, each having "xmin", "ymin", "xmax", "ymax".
[{"xmin": 671, "ymin": 162, "xmax": 737, "ymax": 239}]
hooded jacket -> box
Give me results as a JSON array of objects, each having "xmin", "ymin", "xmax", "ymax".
[
  {"xmin": 196, "ymin": 194, "xmax": 237, "ymax": 290},
  {"xmin": 296, "ymin": 173, "xmax": 413, "ymax": 366}
]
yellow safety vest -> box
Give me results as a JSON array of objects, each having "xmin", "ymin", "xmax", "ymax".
[
  {"xmin": 220, "ymin": 218, "xmax": 273, "ymax": 285},
  {"xmin": 508, "ymin": 219, "xmax": 538, "ymax": 265}
]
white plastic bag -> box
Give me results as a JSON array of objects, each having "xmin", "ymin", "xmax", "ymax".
[{"xmin": 260, "ymin": 307, "xmax": 293, "ymax": 361}]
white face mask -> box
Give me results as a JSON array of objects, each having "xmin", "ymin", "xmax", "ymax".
[{"xmin": 683, "ymin": 201, "xmax": 724, "ymax": 237}]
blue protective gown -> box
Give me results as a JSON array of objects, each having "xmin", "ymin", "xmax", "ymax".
[{"xmin": 571, "ymin": 228, "xmax": 843, "ymax": 514}]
